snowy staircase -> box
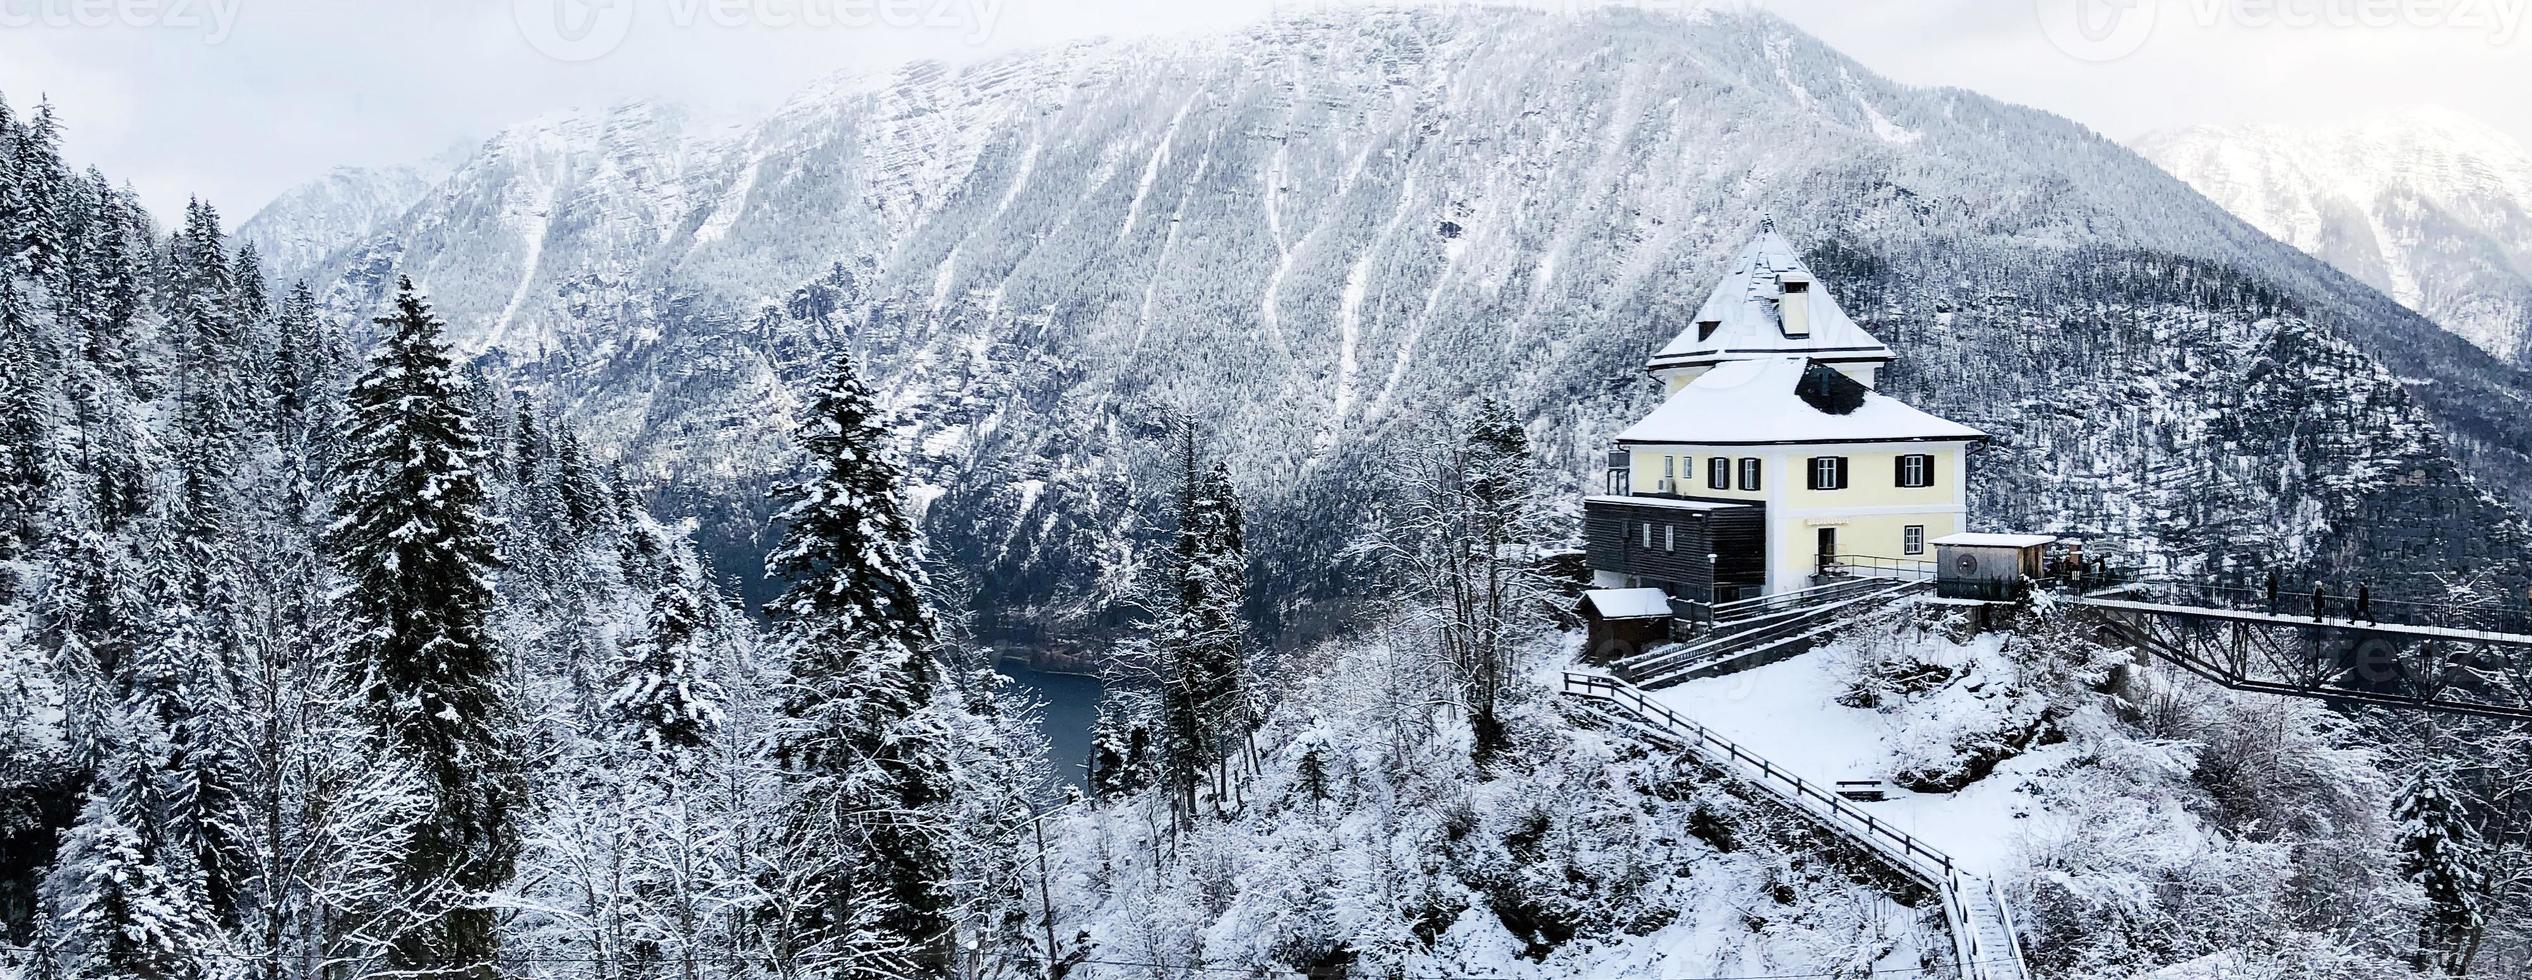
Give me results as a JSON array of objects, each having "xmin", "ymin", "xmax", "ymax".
[
  {"xmin": 1617, "ymin": 580, "xmax": 1929, "ymax": 689},
  {"xmin": 1560, "ymin": 671, "xmax": 2030, "ymax": 980}
]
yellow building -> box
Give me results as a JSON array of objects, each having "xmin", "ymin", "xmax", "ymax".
[{"xmin": 1585, "ymin": 225, "xmax": 1985, "ymax": 599}]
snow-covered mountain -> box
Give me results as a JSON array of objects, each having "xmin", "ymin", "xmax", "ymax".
[
  {"xmin": 2137, "ymin": 109, "xmax": 2532, "ymax": 367},
  {"xmin": 248, "ymin": 8, "xmax": 2532, "ymax": 643},
  {"xmin": 234, "ymin": 153, "xmax": 461, "ymax": 275}
]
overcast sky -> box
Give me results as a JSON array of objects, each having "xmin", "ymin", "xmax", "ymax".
[{"xmin": 2, "ymin": 0, "xmax": 2525, "ymax": 226}]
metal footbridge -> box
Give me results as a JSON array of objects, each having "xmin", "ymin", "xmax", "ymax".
[
  {"xmin": 2061, "ymin": 589, "xmax": 2532, "ymax": 722},
  {"xmin": 1562, "ymin": 671, "xmax": 2030, "ymax": 980}
]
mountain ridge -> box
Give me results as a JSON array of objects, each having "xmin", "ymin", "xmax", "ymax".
[{"xmin": 2137, "ymin": 107, "xmax": 2532, "ymax": 368}]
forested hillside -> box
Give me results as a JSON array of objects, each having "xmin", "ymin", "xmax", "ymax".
[{"xmin": 0, "ymin": 94, "xmax": 1045, "ymax": 979}]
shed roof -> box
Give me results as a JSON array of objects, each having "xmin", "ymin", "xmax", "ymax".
[
  {"xmin": 1931, "ymin": 532, "xmax": 2059, "ymax": 548},
  {"xmin": 1650, "ymin": 228, "xmax": 1894, "ymax": 371},
  {"xmin": 1616, "ymin": 357, "xmax": 1986, "ymax": 446},
  {"xmin": 1581, "ymin": 588, "xmax": 1674, "ymax": 620}
]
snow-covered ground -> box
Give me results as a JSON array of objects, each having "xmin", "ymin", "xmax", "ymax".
[
  {"xmin": 1640, "ymin": 606, "xmax": 2431, "ymax": 978},
  {"xmin": 1651, "ymin": 632, "xmax": 2059, "ymax": 878}
]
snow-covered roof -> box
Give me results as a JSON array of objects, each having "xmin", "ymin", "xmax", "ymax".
[
  {"xmin": 1582, "ymin": 495, "xmax": 1751, "ymax": 512},
  {"xmin": 1650, "ymin": 228, "xmax": 1894, "ymax": 371},
  {"xmin": 1615, "ymin": 357, "xmax": 1986, "ymax": 446},
  {"xmin": 1581, "ymin": 588, "xmax": 1674, "ymax": 620},
  {"xmin": 1931, "ymin": 532, "xmax": 2058, "ymax": 549}
]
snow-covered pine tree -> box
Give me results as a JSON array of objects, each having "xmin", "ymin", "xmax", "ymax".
[
  {"xmin": 1165, "ymin": 445, "xmax": 1251, "ymax": 813},
  {"xmin": 119, "ymin": 530, "xmax": 253, "ymax": 929},
  {"xmin": 8, "ymin": 99, "xmax": 74, "ymax": 291},
  {"xmin": 166, "ymin": 200, "xmax": 241, "ymax": 550},
  {"xmin": 269, "ymin": 280, "xmax": 336, "ymax": 453},
  {"xmin": 765, "ymin": 347, "xmax": 956, "ymax": 978},
  {"xmin": 2394, "ymin": 763, "xmax": 2486, "ymax": 972},
  {"xmin": 327, "ymin": 276, "xmax": 522, "ymax": 978},
  {"xmin": 606, "ymin": 582, "xmax": 728, "ymax": 757},
  {"xmin": 41, "ymin": 707, "xmax": 232, "ymax": 980},
  {"xmin": 1123, "ymin": 420, "xmax": 1258, "ymax": 820},
  {"xmin": 1086, "ymin": 703, "xmax": 1151, "ymax": 801},
  {"xmin": 0, "ymin": 275, "xmax": 56, "ymax": 560}
]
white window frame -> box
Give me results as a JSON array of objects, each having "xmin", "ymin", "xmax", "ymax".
[
  {"xmin": 1663, "ymin": 524, "xmax": 1675, "ymax": 552},
  {"xmin": 1808, "ymin": 456, "xmax": 1847, "ymax": 491},
  {"xmin": 1641, "ymin": 522, "xmax": 1653, "ymax": 548},
  {"xmin": 1738, "ymin": 457, "xmax": 1761, "ymax": 491},
  {"xmin": 1904, "ymin": 525, "xmax": 1925, "ymax": 555},
  {"xmin": 1898, "ymin": 453, "xmax": 1934, "ymax": 489}
]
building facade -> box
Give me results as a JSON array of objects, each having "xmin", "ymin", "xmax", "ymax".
[{"xmin": 1586, "ymin": 225, "xmax": 1986, "ymax": 599}]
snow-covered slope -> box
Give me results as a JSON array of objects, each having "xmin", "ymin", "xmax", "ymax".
[
  {"xmin": 2137, "ymin": 109, "xmax": 2532, "ymax": 366},
  {"xmin": 234, "ymin": 154, "xmax": 459, "ymax": 274},
  {"xmin": 248, "ymin": 8, "xmax": 2532, "ymax": 639}
]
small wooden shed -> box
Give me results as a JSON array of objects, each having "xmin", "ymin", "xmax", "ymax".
[
  {"xmin": 1931, "ymin": 533, "xmax": 2057, "ymax": 601},
  {"xmin": 1580, "ymin": 588, "xmax": 1675, "ymax": 662}
]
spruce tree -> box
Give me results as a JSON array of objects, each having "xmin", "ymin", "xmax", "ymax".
[
  {"xmin": 327, "ymin": 277, "xmax": 521, "ymax": 978},
  {"xmin": 605, "ymin": 583, "xmax": 728, "ymax": 757},
  {"xmin": 766, "ymin": 348, "xmax": 955, "ymax": 978},
  {"xmin": 2394, "ymin": 764, "xmax": 2485, "ymax": 972},
  {"xmin": 0, "ymin": 276, "xmax": 55, "ymax": 558},
  {"xmin": 1152, "ymin": 422, "xmax": 1250, "ymax": 815},
  {"xmin": 42, "ymin": 708, "xmax": 229, "ymax": 980}
]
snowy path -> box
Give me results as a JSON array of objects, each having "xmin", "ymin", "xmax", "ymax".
[
  {"xmin": 1567, "ymin": 667, "xmax": 2032, "ymax": 980},
  {"xmin": 1647, "ymin": 652, "xmax": 2064, "ymax": 878}
]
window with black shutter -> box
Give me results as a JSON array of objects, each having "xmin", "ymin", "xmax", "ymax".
[
  {"xmin": 1806, "ymin": 456, "xmax": 1848, "ymax": 490},
  {"xmin": 1738, "ymin": 457, "xmax": 1761, "ymax": 491},
  {"xmin": 1895, "ymin": 453, "xmax": 1935, "ymax": 488},
  {"xmin": 1707, "ymin": 457, "xmax": 1729, "ymax": 490}
]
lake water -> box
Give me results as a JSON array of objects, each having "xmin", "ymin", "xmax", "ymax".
[{"xmin": 999, "ymin": 660, "xmax": 1102, "ymax": 791}]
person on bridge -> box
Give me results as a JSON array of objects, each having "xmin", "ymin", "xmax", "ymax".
[
  {"xmin": 2357, "ymin": 584, "xmax": 2375, "ymax": 626},
  {"xmin": 2266, "ymin": 569, "xmax": 2280, "ymax": 615},
  {"xmin": 2313, "ymin": 583, "xmax": 2327, "ymax": 623}
]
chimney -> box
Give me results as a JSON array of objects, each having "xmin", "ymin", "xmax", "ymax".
[{"xmin": 1778, "ymin": 272, "xmax": 1813, "ymax": 338}]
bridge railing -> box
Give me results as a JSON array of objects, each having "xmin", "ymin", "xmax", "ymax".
[
  {"xmin": 1560, "ymin": 670, "xmax": 2027, "ymax": 980},
  {"xmin": 1820, "ymin": 553, "xmax": 1938, "ymax": 583},
  {"xmin": 2110, "ymin": 577, "xmax": 2532, "ymax": 635}
]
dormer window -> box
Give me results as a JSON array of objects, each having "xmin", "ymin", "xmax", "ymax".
[
  {"xmin": 1695, "ymin": 320, "xmax": 1721, "ymax": 342},
  {"xmin": 1781, "ymin": 280, "xmax": 1810, "ymax": 294}
]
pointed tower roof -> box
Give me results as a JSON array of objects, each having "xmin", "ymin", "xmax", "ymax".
[{"xmin": 1649, "ymin": 227, "xmax": 1893, "ymax": 373}]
